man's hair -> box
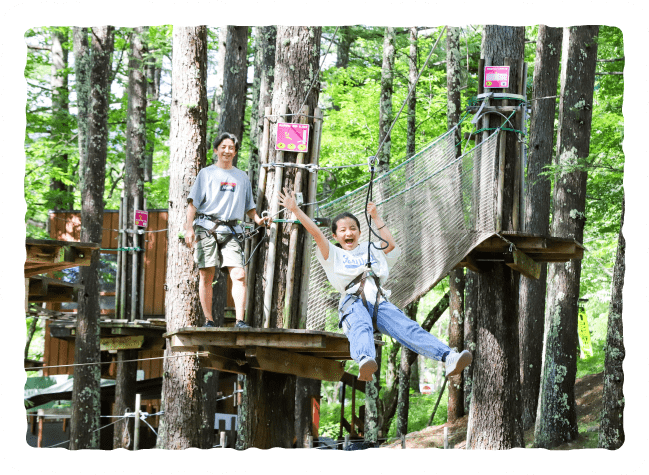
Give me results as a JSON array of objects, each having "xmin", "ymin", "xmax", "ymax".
[{"xmin": 214, "ymin": 132, "xmax": 239, "ymax": 152}]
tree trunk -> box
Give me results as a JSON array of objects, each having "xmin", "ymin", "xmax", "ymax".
[
  {"xmin": 396, "ymin": 301, "xmax": 419, "ymax": 437},
  {"xmin": 249, "ymin": 26, "xmax": 276, "ymax": 188},
  {"xmin": 535, "ymin": 25, "xmax": 599, "ymax": 449},
  {"xmin": 70, "ymin": 25, "xmax": 114, "ymax": 450},
  {"xmin": 112, "ymin": 349, "xmax": 138, "ymax": 449},
  {"xmin": 50, "ymin": 27, "xmax": 71, "ymax": 210},
  {"xmin": 72, "ymin": 27, "xmax": 91, "ymax": 190},
  {"xmin": 335, "ymin": 26, "xmax": 353, "ymax": 69},
  {"xmin": 212, "ymin": 26, "xmax": 227, "ymax": 126},
  {"xmin": 598, "ymin": 197, "xmax": 625, "ymax": 450},
  {"xmin": 519, "ymin": 25, "xmax": 562, "ymax": 431},
  {"xmin": 240, "ymin": 26, "xmax": 322, "ymax": 449},
  {"xmin": 294, "ymin": 377, "xmax": 320, "ymax": 447},
  {"xmin": 406, "ymin": 27, "xmax": 418, "ymax": 159},
  {"xmin": 377, "ymin": 26, "xmax": 395, "ymax": 171},
  {"xmin": 446, "ymin": 26, "xmax": 465, "ymax": 424},
  {"xmin": 218, "ymin": 26, "xmax": 250, "ymax": 159},
  {"xmin": 161, "ymin": 25, "xmax": 208, "ymax": 450},
  {"xmin": 466, "ymin": 25, "xmax": 525, "ymax": 450},
  {"xmin": 144, "ymin": 31, "xmax": 162, "ymax": 183},
  {"xmin": 463, "ymin": 270, "xmax": 477, "ymax": 413}
]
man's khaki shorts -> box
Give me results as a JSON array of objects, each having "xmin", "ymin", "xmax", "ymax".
[{"xmin": 193, "ymin": 226, "xmax": 244, "ymax": 269}]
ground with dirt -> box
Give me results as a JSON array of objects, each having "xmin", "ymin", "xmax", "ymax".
[{"xmin": 382, "ymin": 371, "xmax": 604, "ymax": 449}]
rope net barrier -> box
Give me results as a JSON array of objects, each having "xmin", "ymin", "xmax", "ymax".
[{"xmin": 304, "ymin": 127, "xmax": 501, "ymax": 332}]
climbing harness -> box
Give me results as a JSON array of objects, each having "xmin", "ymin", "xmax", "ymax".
[
  {"xmin": 195, "ymin": 214, "xmax": 268, "ymax": 267},
  {"xmin": 338, "ymin": 266, "xmax": 386, "ymax": 333}
]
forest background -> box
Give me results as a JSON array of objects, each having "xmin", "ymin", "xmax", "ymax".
[{"xmin": 0, "ymin": 1, "xmax": 647, "ymax": 474}]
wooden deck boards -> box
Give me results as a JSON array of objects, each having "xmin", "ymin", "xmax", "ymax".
[{"xmin": 25, "ymin": 238, "xmax": 99, "ymax": 277}]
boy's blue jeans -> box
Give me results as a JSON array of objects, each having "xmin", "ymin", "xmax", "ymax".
[{"xmin": 339, "ymin": 295, "xmax": 451, "ymax": 364}]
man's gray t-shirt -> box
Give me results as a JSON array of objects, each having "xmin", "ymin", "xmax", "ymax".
[{"xmin": 187, "ymin": 165, "xmax": 255, "ymax": 233}]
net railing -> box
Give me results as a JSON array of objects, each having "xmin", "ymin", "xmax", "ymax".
[{"xmin": 304, "ymin": 127, "xmax": 501, "ymax": 332}]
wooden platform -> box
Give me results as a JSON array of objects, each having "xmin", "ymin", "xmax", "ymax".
[
  {"xmin": 27, "ymin": 276, "xmax": 84, "ymax": 304},
  {"xmin": 457, "ymin": 232, "xmax": 584, "ymax": 278},
  {"xmin": 25, "ymin": 238, "xmax": 99, "ymax": 277},
  {"xmin": 165, "ymin": 327, "xmax": 378, "ymax": 382}
]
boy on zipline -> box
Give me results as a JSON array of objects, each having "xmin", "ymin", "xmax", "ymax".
[{"xmin": 278, "ymin": 188, "xmax": 473, "ymax": 382}]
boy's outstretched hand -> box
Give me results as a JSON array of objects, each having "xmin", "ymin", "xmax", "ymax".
[{"xmin": 278, "ymin": 188, "xmax": 299, "ymax": 213}]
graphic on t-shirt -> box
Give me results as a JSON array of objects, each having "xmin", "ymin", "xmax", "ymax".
[
  {"xmin": 220, "ymin": 182, "xmax": 237, "ymax": 192},
  {"xmin": 342, "ymin": 252, "xmax": 378, "ymax": 269}
]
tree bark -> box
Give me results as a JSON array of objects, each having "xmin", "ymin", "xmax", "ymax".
[
  {"xmin": 144, "ymin": 30, "xmax": 162, "ymax": 183},
  {"xmin": 463, "ymin": 270, "xmax": 477, "ymax": 413},
  {"xmin": 50, "ymin": 27, "xmax": 71, "ymax": 210},
  {"xmin": 598, "ymin": 197, "xmax": 625, "ymax": 450},
  {"xmin": 519, "ymin": 25, "xmax": 562, "ymax": 431},
  {"xmin": 72, "ymin": 27, "xmax": 91, "ymax": 191},
  {"xmin": 535, "ymin": 25, "xmax": 599, "ymax": 449},
  {"xmin": 70, "ymin": 25, "xmax": 114, "ymax": 450},
  {"xmin": 112, "ymin": 349, "xmax": 138, "ymax": 449},
  {"xmin": 335, "ymin": 26, "xmax": 353, "ymax": 69},
  {"xmin": 249, "ymin": 26, "xmax": 276, "ymax": 188},
  {"xmin": 406, "ymin": 27, "xmax": 418, "ymax": 159},
  {"xmin": 466, "ymin": 25, "xmax": 525, "ymax": 450},
  {"xmin": 212, "ymin": 26, "xmax": 227, "ymax": 126},
  {"xmin": 377, "ymin": 27, "xmax": 395, "ymax": 172},
  {"xmin": 396, "ymin": 301, "xmax": 419, "ymax": 437},
  {"xmin": 240, "ymin": 26, "xmax": 322, "ymax": 449},
  {"xmin": 446, "ymin": 26, "xmax": 466, "ymax": 424},
  {"xmin": 161, "ymin": 25, "xmax": 208, "ymax": 450},
  {"xmin": 218, "ymin": 26, "xmax": 250, "ymax": 160}
]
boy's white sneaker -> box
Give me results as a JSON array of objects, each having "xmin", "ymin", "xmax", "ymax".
[
  {"xmin": 358, "ymin": 356, "xmax": 378, "ymax": 382},
  {"xmin": 445, "ymin": 350, "xmax": 473, "ymax": 377}
]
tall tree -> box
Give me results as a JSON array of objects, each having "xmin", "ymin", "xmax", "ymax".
[
  {"xmin": 144, "ymin": 29, "xmax": 162, "ymax": 183},
  {"xmin": 446, "ymin": 26, "xmax": 466, "ymax": 423},
  {"xmin": 406, "ymin": 26, "xmax": 418, "ymax": 159},
  {"xmin": 377, "ymin": 26, "xmax": 395, "ymax": 172},
  {"xmin": 238, "ymin": 26, "xmax": 322, "ymax": 449},
  {"xmin": 49, "ymin": 27, "xmax": 72, "ymax": 210},
  {"xmin": 249, "ymin": 26, "xmax": 277, "ymax": 188},
  {"xmin": 519, "ymin": 25, "xmax": 563, "ymax": 430},
  {"xmin": 113, "ymin": 26, "xmax": 148, "ymax": 449},
  {"xmin": 212, "ymin": 26, "xmax": 227, "ymax": 123},
  {"xmin": 466, "ymin": 25, "xmax": 525, "ymax": 450},
  {"xmin": 218, "ymin": 26, "xmax": 250, "ymax": 157},
  {"xmin": 72, "ymin": 27, "xmax": 91, "ymax": 191},
  {"xmin": 335, "ymin": 26, "xmax": 353, "ymax": 69},
  {"xmin": 396, "ymin": 302, "xmax": 419, "ymax": 437},
  {"xmin": 598, "ymin": 197, "xmax": 625, "ymax": 450},
  {"xmin": 69, "ymin": 25, "xmax": 114, "ymax": 450},
  {"xmin": 161, "ymin": 25, "xmax": 209, "ymax": 449},
  {"xmin": 535, "ymin": 25, "xmax": 599, "ymax": 449}
]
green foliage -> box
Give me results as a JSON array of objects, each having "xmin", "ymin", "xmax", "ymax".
[{"xmin": 576, "ymin": 340, "xmax": 605, "ymax": 379}]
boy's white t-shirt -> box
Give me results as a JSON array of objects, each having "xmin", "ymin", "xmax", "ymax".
[{"xmin": 315, "ymin": 241, "xmax": 401, "ymax": 308}]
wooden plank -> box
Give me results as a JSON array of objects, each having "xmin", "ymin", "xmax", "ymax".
[
  {"xmin": 505, "ymin": 248, "xmax": 541, "ymax": 280},
  {"xmin": 236, "ymin": 332, "xmax": 326, "ymax": 349},
  {"xmin": 339, "ymin": 371, "xmax": 366, "ymax": 394},
  {"xmin": 199, "ymin": 352, "xmax": 249, "ymax": 375},
  {"xmin": 100, "ymin": 335, "xmax": 145, "ymax": 351},
  {"xmin": 169, "ymin": 334, "xmax": 200, "ymax": 352},
  {"xmin": 245, "ymin": 346, "xmax": 345, "ymax": 381},
  {"xmin": 154, "ymin": 211, "xmax": 168, "ymax": 316}
]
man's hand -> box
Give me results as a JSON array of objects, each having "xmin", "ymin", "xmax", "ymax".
[
  {"xmin": 184, "ymin": 226, "xmax": 196, "ymax": 249},
  {"xmin": 256, "ymin": 214, "xmax": 271, "ymax": 227}
]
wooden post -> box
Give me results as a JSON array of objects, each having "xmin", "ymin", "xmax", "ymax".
[
  {"xmin": 338, "ymin": 382, "xmax": 346, "ymax": 440},
  {"xmin": 245, "ymin": 106, "xmax": 272, "ymax": 321},
  {"xmin": 262, "ymin": 104, "xmax": 288, "ymax": 328},
  {"xmin": 283, "ymin": 107, "xmax": 309, "ymax": 328},
  {"xmin": 444, "ymin": 426, "xmax": 449, "ymax": 449},
  {"xmin": 298, "ymin": 107, "xmax": 324, "ymax": 328},
  {"xmin": 115, "ymin": 192, "xmax": 123, "ymax": 318},
  {"xmin": 119, "ymin": 194, "xmax": 127, "ymax": 318},
  {"xmin": 139, "ymin": 198, "xmax": 146, "ymax": 319},
  {"xmin": 131, "ymin": 195, "xmax": 139, "ymax": 320},
  {"xmin": 133, "ymin": 393, "xmax": 141, "ymax": 450},
  {"xmin": 519, "ymin": 62, "xmax": 529, "ymax": 230},
  {"xmin": 220, "ymin": 431, "xmax": 227, "ymax": 448},
  {"xmin": 37, "ymin": 409, "xmax": 43, "ymax": 448}
]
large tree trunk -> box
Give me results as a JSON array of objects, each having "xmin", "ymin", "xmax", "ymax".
[
  {"xmin": 534, "ymin": 25, "xmax": 599, "ymax": 449},
  {"xmin": 396, "ymin": 302, "xmax": 419, "ymax": 437},
  {"xmin": 113, "ymin": 26, "xmax": 148, "ymax": 449},
  {"xmin": 406, "ymin": 27, "xmax": 418, "ymax": 159},
  {"xmin": 335, "ymin": 26, "xmax": 353, "ymax": 69},
  {"xmin": 50, "ymin": 27, "xmax": 71, "ymax": 210},
  {"xmin": 240, "ymin": 26, "xmax": 321, "ymax": 449},
  {"xmin": 446, "ymin": 26, "xmax": 466, "ymax": 424},
  {"xmin": 463, "ymin": 270, "xmax": 477, "ymax": 413},
  {"xmin": 377, "ymin": 26, "xmax": 395, "ymax": 172},
  {"xmin": 519, "ymin": 25, "xmax": 563, "ymax": 431},
  {"xmin": 249, "ymin": 26, "xmax": 276, "ymax": 188},
  {"xmin": 466, "ymin": 25, "xmax": 525, "ymax": 450},
  {"xmin": 598, "ymin": 197, "xmax": 625, "ymax": 450},
  {"xmin": 218, "ymin": 26, "xmax": 250, "ymax": 159},
  {"xmin": 144, "ymin": 31, "xmax": 162, "ymax": 183},
  {"xmin": 212, "ymin": 26, "xmax": 227, "ymax": 127},
  {"xmin": 161, "ymin": 26, "xmax": 209, "ymax": 450},
  {"xmin": 69, "ymin": 25, "xmax": 114, "ymax": 450},
  {"xmin": 72, "ymin": 27, "xmax": 91, "ymax": 190}
]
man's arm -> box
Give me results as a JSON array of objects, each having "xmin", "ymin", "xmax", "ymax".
[{"xmin": 185, "ymin": 202, "xmax": 197, "ymax": 249}]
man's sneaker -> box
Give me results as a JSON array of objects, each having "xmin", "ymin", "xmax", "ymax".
[
  {"xmin": 204, "ymin": 320, "xmax": 217, "ymax": 328},
  {"xmin": 235, "ymin": 320, "xmax": 251, "ymax": 329},
  {"xmin": 358, "ymin": 356, "xmax": 378, "ymax": 382},
  {"xmin": 445, "ymin": 350, "xmax": 473, "ymax": 377}
]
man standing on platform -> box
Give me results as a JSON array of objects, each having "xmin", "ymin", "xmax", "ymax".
[{"xmin": 184, "ymin": 132, "xmax": 269, "ymax": 328}]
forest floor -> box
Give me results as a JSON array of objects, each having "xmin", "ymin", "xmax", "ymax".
[{"xmin": 382, "ymin": 371, "xmax": 604, "ymax": 449}]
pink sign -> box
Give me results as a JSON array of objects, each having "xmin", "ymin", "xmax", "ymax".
[
  {"xmin": 275, "ymin": 122, "xmax": 309, "ymax": 152},
  {"xmin": 484, "ymin": 66, "xmax": 510, "ymax": 88},
  {"xmin": 134, "ymin": 210, "xmax": 148, "ymax": 228}
]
